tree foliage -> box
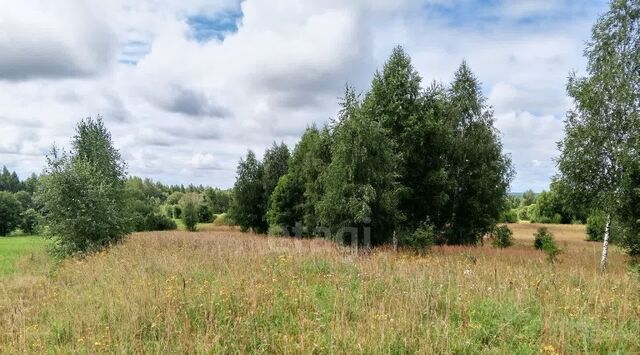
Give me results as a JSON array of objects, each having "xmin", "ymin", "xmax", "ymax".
[
  {"xmin": 234, "ymin": 47, "xmax": 512, "ymax": 248},
  {"xmin": 38, "ymin": 117, "xmax": 129, "ymax": 256},
  {"xmin": 441, "ymin": 62, "xmax": 513, "ymax": 244},
  {"xmin": 318, "ymin": 86, "xmax": 403, "ymax": 245},
  {"xmin": 262, "ymin": 142, "xmax": 290, "ymax": 206},
  {"xmin": 180, "ymin": 193, "xmax": 201, "ymax": 232},
  {"xmin": 230, "ymin": 150, "xmax": 268, "ymax": 233},
  {"xmin": 0, "ymin": 191, "xmax": 21, "ymax": 236},
  {"xmin": 558, "ymin": 0, "xmax": 640, "ymax": 263},
  {"xmin": 266, "ymin": 126, "xmax": 332, "ymax": 235}
]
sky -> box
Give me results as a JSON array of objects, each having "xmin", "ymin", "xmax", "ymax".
[{"xmin": 0, "ymin": 0, "xmax": 609, "ymax": 192}]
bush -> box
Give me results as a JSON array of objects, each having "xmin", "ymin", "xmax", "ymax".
[
  {"xmin": 172, "ymin": 205, "xmax": 182, "ymax": 219},
  {"xmin": 534, "ymin": 227, "xmax": 561, "ymax": 262},
  {"xmin": 180, "ymin": 193, "xmax": 201, "ymax": 232},
  {"xmin": 0, "ymin": 191, "xmax": 21, "ymax": 236},
  {"xmin": 489, "ymin": 225, "xmax": 513, "ymax": 248},
  {"xmin": 586, "ymin": 212, "xmax": 606, "ymax": 241},
  {"xmin": 144, "ymin": 213, "xmax": 177, "ymax": 231},
  {"xmin": 534, "ymin": 227, "xmax": 554, "ymax": 250},
  {"xmin": 212, "ymin": 213, "xmax": 233, "ymax": 226},
  {"xmin": 400, "ymin": 222, "xmax": 437, "ymax": 251},
  {"xmin": 499, "ymin": 209, "xmax": 518, "ymax": 223},
  {"xmin": 268, "ymin": 224, "xmax": 286, "ymax": 236},
  {"xmin": 198, "ymin": 203, "xmax": 213, "ymax": 223},
  {"xmin": 20, "ymin": 208, "xmax": 41, "ymax": 235},
  {"xmin": 532, "ymin": 213, "xmax": 563, "ymax": 224}
]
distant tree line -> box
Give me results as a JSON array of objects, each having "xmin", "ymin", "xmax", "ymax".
[
  {"xmin": 0, "ymin": 167, "xmax": 40, "ymax": 236},
  {"xmin": 500, "ymin": 180, "xmax": 588, "ymax": 225},
  {"xmin": 230, "ymin": 47, "xmax": 514, "ymax": 248}
]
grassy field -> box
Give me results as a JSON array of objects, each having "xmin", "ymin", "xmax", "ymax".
[
  {"xmin": 0, "ymin": 236, "xmax": 49, "ymax": 277},
  {"xmin": 1, "ymin": 224, "xmax": 639, "ymax": 353}
]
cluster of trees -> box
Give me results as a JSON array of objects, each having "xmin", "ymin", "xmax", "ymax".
[
  {"xmin": 231, "ymin": 47, "xmax": 513, "ymax": 247},
  {"xmin": 1, "ymin": 117, "xmax": 232, "ymax": 256},
  {"xmin": 501, "ymin": 181, "xmax": 587, "ymax": 224},
  {"xmin": 163, "ymin": 188, "xmax": 231, "ymax": 226},
  {"xmin": 0, "ymin": 167, "xmax": 40, "ymax": 236},
  {"xmin": 230, "ymin": 143, "xmax": 291, "ymax": 234}
]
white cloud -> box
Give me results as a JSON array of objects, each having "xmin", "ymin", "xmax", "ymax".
[
  {"xmin": 0, "ymin": 1, "xmax": 116, "ymax": 80},
  {"xmin": 0, "ymin": 0, "xmax": 609, "ymax": 191}
]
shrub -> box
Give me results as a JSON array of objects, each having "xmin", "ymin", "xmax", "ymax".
[
  {"xmin": 489, "ymin": 225, "xmax": 513, "ymax": 248},
  {"xmin": 128, "ymin": 199, "xmax": 155, "ymax": 232},
  {"xmin": 198, "ymin": 203, "xmax": 213, "ymax": 223},
  {"xmin": 0, "ymin": 191, "xmax": 21, "ymax": 236},
  {"xmin": 534, "ymin": 227, "xmax": 561, "ymax": 262},
  {"xmin": 212, "ymin": 213, "xmax": 233, "ymax": 226},
  {"xmin": 586, "ymin": 212, "xmax": 606, "ymax": 241},
  {"xmin": 400, "ymin": 222, "xmax": 437, "ymax": 252},
  {"xmin": 20, "ymin": 208, "xmax": 41, "ymax": 235},
  {"xmin": 534, "ymin": 227, "xmax": 554, "ymax": 250},
  {"xmin": 268, "ymin": 224, "xmax": 286, "ymax": 236},
  {"xmin": 144, "ymin": 213, "xmax": 177, "ymax": 231},
  {"xmin": 172, "ymin": 205, "xmax": 182, "ymax": 219},
  {"xmin": 180, "ymin": 193, "xmax": 201, "ymax": 232},
  {"xmin": 499, "ymin": 209, "xmax": 518, "ymax": 223}
]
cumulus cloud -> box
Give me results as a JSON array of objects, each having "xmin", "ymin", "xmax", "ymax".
[
  {"xmin": 0, "ymin": 1, "xmax": 116, "ymax": 81},
  {"xmin": 0, "ymin": 0, "xmax": 609, "ymax": 191}
]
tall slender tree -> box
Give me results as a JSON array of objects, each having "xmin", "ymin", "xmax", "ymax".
[
  {"xmin": 230, "ymin": 150, "xmax": 267, "ymax": 233},
  {"xmin": 558, "ymin": 0, "xmax": 640, "ymax": 271},
  {"xmin": 261, "ymin": 142, "xmax": 290, "ymax": 209},
  {"xmin": 443, "ymin": 62, "xmax": 513, "ymax": 244},
  {"xmin": 267, "ymin": 126, "xmax": 331, "ymax": 234},
  {"xmin": 318, "ymin": 86, "xmax": 402, "ymax": 245}
]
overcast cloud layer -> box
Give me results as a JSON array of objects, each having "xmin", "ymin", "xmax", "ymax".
[{"xmin": 0, "ymin": 0, "xmax": 608, "ymax": 191}]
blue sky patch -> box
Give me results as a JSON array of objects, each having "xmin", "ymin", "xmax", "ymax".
[
  {"xmin": 187, "ymin": 9, "xmax": 243, "ymax": 43},
  {"xmin": 118, "ymin": 39, "xmax": 152, "ymax": 65}
]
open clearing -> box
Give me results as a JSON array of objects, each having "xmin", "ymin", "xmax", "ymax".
[
  {"xmin": 0, "ymin": 236, "xmax": 49, "ymax": 277},
  {"xmin": 1, "ymin": 224, "xmax": 639, "ymax": 353}
]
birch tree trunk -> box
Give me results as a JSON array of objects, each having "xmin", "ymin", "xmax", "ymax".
[{"xmin": 599, "ymin": 213, "xmax": 612, "ymax": 273}]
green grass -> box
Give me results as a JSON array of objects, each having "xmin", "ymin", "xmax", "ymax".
[
  {"xmin": 0, "ymin": 236, "xmax": 49, "ymax": 277},
  {"xmin": 2, "ymin": 227, "xmax": 638, "ymax": 353},
  {"xmin": 172, "ymin": 218, "xmax": 218, "ymax": 231}
]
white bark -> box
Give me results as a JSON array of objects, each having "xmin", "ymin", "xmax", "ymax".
[
  {"xmin": 599, "ymin": 213, "xmax": 612, "ymax": 273},
  {"xmin": 393, "ymin": 231, "xmax": 398, "ymax": 252}
]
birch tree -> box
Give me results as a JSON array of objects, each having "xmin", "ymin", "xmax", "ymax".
[{"xmin": 558, "ymin": 0, "xmax": 640, "ymax": 272}]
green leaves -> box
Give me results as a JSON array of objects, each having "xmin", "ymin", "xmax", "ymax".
[
  {"xmin": 230, "ymin": 150, "xmax": 267, "ymax": 233},
  {"xmin": 234, "ymin": 47, "xmax": 512, "ymax": 247},
  {"xmin": 0, "ymin": 191, "xmax": 21, "ymax": 236},
  {"xmin": 558, "ymin": 0, "xmax": 640, "ymax": 258},
  {"xmin": 318, "ymin": 86, "xmax": 402, "ymax": 245},
  {"xmin": 37, "ymin": 116, "xmax": 129, "ymax": 257}
]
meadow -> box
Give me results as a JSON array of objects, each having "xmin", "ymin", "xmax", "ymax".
[
  {"xmin": 0, "ymin": 236, "xmax": 49, "ymax": 277},
  {"xmin": 1, "ymin": 224, "xmax": 639, "ymax": 354}
]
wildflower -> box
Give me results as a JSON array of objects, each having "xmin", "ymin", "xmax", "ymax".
[{"xmin": 542, "ymin": 344, "xmax": 559, "ymax": 355}]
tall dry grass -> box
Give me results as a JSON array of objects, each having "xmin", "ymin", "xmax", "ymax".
[{"xmin": 1, "ymin": 224, "xmax": 639, "ymax": 353}]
